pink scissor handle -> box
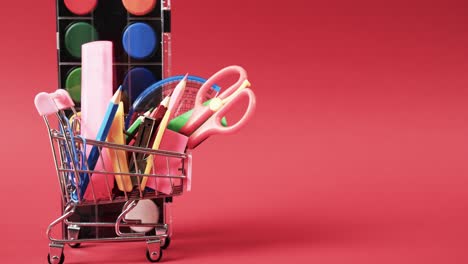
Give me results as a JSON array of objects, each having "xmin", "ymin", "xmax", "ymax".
[
  {"xmin": 187, "ymin": 88, "xmax": 256, "ymax": 149},
  {"xmin": 179, "ymin": 65, "xmax": 248, "ymax": 136}
]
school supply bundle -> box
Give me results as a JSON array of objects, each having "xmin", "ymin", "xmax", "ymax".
[
  {"xmin": 36, "ymin": 63, "xmax": 255, "ymax": 263},
  {"xmin": 39, "ymin": 2, "xmax": 256, "ymax": 263}
]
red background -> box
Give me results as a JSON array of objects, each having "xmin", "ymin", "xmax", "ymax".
[{"xmin": 1, "ymin": 0, "xmax": 468, "ymax": 263}]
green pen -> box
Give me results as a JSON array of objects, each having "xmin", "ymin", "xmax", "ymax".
[
  {"xmin": 168, "ymin": 100, "xmax": 228, "ymax": 133},
  {"xmin": 125, "ymin": 109, "xmax": 151, "ymax": 143}
]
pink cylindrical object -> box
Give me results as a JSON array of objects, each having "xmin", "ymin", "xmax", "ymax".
[{"xmin": 81, "ymin": 41, "xmax": 115, "ymax": 201}]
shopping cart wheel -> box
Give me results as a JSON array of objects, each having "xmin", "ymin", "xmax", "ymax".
[
  {"xmin": 48, "ymin": 244, "xmax": 65, "ymax": 264},
  {"xmin": 161, "ymin": 237, "xmax": 171, "ymax": 249},
  {"xmin": 69, "ymin": 243, "xmax": 81, "ymax": 248},
  {"xmin": 146, "ymin": 248, "xmax": 163, "ymax": 262},
  {"xmin": 67, "ymin": 225, "xmax": 80, "ymax": 248},
  {"xmin": 47, "ymin": 252, "xmax": 65, "ymax": 264},
  {"xmin": 146, "ymin": 240, "xmax": 163, "ymax": 262}
]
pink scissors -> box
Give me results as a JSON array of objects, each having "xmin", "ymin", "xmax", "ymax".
[{"xmin": 181, "ymin": 65, "xmax": 256, "ymax": 149}]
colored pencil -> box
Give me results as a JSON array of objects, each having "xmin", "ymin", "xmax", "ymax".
[
  {"xmin": 140, "ymin": 76, "xmax": 187, "ymax": 190},
  {"xmin": 87, "ymin": 87, "xmax": 122, "ymax": 171},
  {"xmin": 125, "ymin": 109, "xmax": 151, "ymax": 144}
]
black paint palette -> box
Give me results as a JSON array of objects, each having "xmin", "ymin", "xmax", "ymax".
[{"xmin": 56, "ymin": 0, "xmax": 171, "ymax": 107}]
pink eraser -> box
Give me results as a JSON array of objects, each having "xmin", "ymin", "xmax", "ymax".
[
  {"xmin": 147, "ymin": 130, "xmax": 188, "ymax": 194},
  {"xmin": 81, "ymin": 41, "xmax": 115, "ymax": 201}
]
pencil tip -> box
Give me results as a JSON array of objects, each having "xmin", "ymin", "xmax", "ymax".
[
  {"xmin": 112, "ymin": 86, "xmax": 123, "ymax": 103},
  {"xmin": 161, "ymin": 95, "xmax": 170, "ymax": 107},
  {"xmin": 179, "ymin": 74, "xmax": 188, "ymax": 87}
]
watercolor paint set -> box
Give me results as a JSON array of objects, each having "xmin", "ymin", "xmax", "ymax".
[
  {"xmin": 53, "ymin": 0, "xmax": 173, "ymax": 249},
  {"xmin": 56, "ymin": 0, "xmax": 171, "ymax": 108}
]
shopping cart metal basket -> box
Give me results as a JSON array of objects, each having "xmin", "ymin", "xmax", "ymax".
[{"xmin": 35, "ymin": 90, "xmax": 191, "ymax": 263}]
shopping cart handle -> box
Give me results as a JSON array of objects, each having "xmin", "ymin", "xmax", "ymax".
[
  {"xmin": 35, "ymin": 92, "xmax": 59, "ymax": 116},
  {"xmin": 51, "ymin": 89, "xmax": 75, "ymax": 110},
  {"xmin": 35, "ymin": 89, "xmax": 75, "ymax": 116}
]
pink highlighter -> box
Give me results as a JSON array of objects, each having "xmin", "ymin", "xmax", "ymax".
[{"xmin": 81, "ymin": 41, "xmax": 115, "ymax": 201}]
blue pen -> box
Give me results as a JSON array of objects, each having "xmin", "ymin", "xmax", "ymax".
[{"xmin": 81, "ymin": 87, "xmax": 122, "ymax": 198}]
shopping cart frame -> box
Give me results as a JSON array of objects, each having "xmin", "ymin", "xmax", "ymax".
[{"xmin": 36, "ymin": 91, "xmax": 190, "ymax": 263}]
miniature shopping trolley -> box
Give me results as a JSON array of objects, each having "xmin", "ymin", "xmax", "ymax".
[{"xmin": 35, "ymin": 90, "xmax": 191, "ymax": 264}]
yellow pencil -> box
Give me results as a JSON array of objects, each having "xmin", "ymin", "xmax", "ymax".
[{"xmin": 106, "ymin": 102, "xmax": 133, "ymax": 192}]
